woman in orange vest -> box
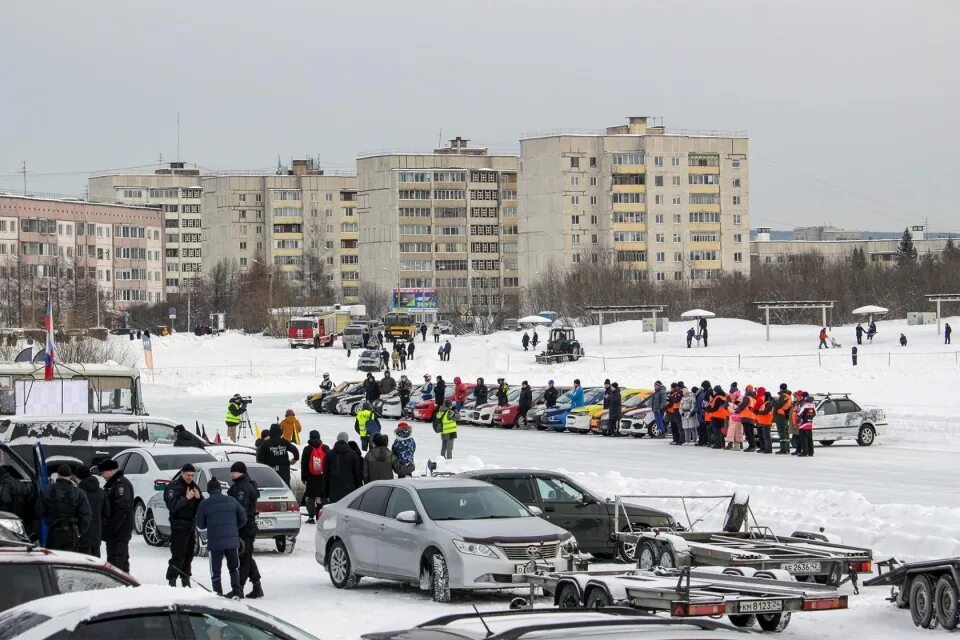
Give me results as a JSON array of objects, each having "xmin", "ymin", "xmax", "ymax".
[
  {"xmin": 754, "ymin": 387, "xmax": 774, "ymax": 454},
  {"xmin": 666, "ymin": 383, "xmax": 683, "ymax": 445},
  {"xmin": 708, "ymin": 385, "xmax": 729, "ymax": 449},
  {"xmin": 737, "ymin": 385, "xmax": 758, "ymax": 452}
]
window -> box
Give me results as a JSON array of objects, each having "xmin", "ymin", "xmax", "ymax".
[
  {"xmin": 399, "ymin": 224, "xmax": 431, "ymax": 235},
  {"xmin": 616, "ymin": 250, "xmax": 646, "ymax": 262},
  {"xmin": 470, "ymin": 241, "xmax": 498, "ymax": 253},
  {"xmin": 656, "ymin": 252, "xmax": 665, "ymax": 262},
  {"xmin": 689, "ymin": 250, "xmax": 720, "ymax": 261},
  {"xmin": 272, "ymin": 207, "xmax": 302, "ymax": 217},
  {"xmin": 570, "ymin": 157, "xmax": 579, "ymax": 168},
  {"xmin": 688, "ymin": 174, "xmax": 720, "ymax": 185},
  {"xmin": 689, "ymin": 212, "xmax": 721, "ymax": 223},
  {"xmin": 399, "ymin": 207, "xmax": 432, "ymax": 218},
  {"xmin": 398, "ymin": 189, "xmax": 431, "ymax": 200},
  {"xmin": 612, "ymin": 193, "xmax": 644, "ymax": 204},
  {"xmin": 734, "ymin": 233, "xmax": 742, "ymax": 243},
  {"xmin": 271, "ymin": 189, "xmax": 301, "ymax": 201},
  {"xmin": 399, "ymin": 242, "xmax": 431, "ymax": 253},
  {"xmin": 672, "ymin": 157, "xmax": 681, "ymax": 167},
  {"xmin": 612, "ymin": 174, "xmax": 645, "ymax": 185},
  {"xmin": 613, "ymin": 231, "xmax": 645, "ymax": 242},
  {"xmin": 734, "ymin": 252, "xmax": 743, "ymax": 262},
  {"xmin": 570, "ymin": 215, "xmax": 580, "ymax": 225},
  {"xmin": 733, "ymin": 196, "xmax": 742, "ymax": 205},
  {"xmin": 341, "ymin": 255, "xmax": 360, "ymax": 264},
  {"xmin": 471, "ymin": 259, "xmax": 500, "ymax": 270},
  {"xmin": 571, "ymin": 175, "xmax": 579, "ymax": 186},
  {"xmin": 655, "ymin": 195, "xmax": 664, "ymax": 205},
  {"xmin": 589, "ymin": 157, "xmax": 597, "ymax": 168},
  {"xmin": 54, "ymin": 567, "xmax": 128, "ymax": 594},
  {"xmin": 733, "ymin": 178, "xmax": 741, "ymax": 188},
  {"xmin": 0, "ymin": 564, "xmax": 46, "ymax": 610},
  {"xmin": 435, "ymin": 260, "xmax": 466, "ymax": 271},
  {"xmin": 434, "ymin": 189, "xmax": 465, "ymax": 200},
  {"xmin": 654, "ymin": 156, "xmax": 663, "ymax": 167},
  {"xmin": 734, "ymin": 214, "xmax": 743, "ymax": 225},
  {"xmin": 655, "ymin": 233, "xmax": 665, "ymax": 243},
  {"xmin": 589, "ymin": 196, "xmax": 597, "ymax": 206},
  {"xmin": 535, "ymin": 477, "xmax": 584, "ymax": 503},
  {"xmin": 589, "ymin": 176, "xmax": 597, "ymax": 186},
  {"xmin": 503, "ymin": 277, "xmax": 519, "ymax": 286},
  {"xmin": 384, "ymin": 488, "xmax": 418, "ymax": 519},
  {"xmin": 612, "ymin": 151, "xmax": 644, "ymax": 165},
  {"xmin": 470, "ymin": 190, "xmax": 498, "ymax": 200},
  {"xmin": 674, "ymin": 271, "xmax": 684, "ymax": 281},
  {"xmin": 590, "ymin": 215, "xmax": 598, "ymax": 225},
  {"xmin": 614, "ymin": 212, "xmax": 645, "ymax": 224},
  {"xmin": 592, "ymin": 234, "xmax": 598, "ymax": 244},
  {"xmin": 570, "ymin": 195, "xmax": 580, "ymax": 205},
  {"xmin": 672, "ymin": 176, "xmax": 681, "ymax": 187},
  {"xmin": 71, "ymin": 614, "xmax": 176, "ymax": 638},
  {"xmin": 673, "ymin": 233, "xmax": 682, "ymax": 243},
  {"xmin": 572, "ymin": 254, "xmax": 581, "ymax": 264},
  {"xmin": 690, "ymin": 232, "xmax": 720, "ymax": 242},
  {"xmin": 674, "ymin": 251, "xmax": 683, "ymax": 262},
  {"xmin": 673, "ymin": 213, "xmax": 682, "ymax": 224},
  {"xmin": 438, "ymin": 226, "xmax": 464, "ymax": 236},
  {"xmin": 732, "ymin": 159, "xmax": 741, "ymax": 168},
  {"xmin": 356, "ymin": 485, "xmax": 393, "ymax": 515},
  {"xmin": 656, "ymin": 272, "xmax": 666, "ymax": 281},
  {"xmin": 690, "ymin": 194, "xmax": 720, "ymax": 205},
  {"xmin": 654, "ymin": 175, "xmax": 664, "ymax": 187},
  {"xmin": 655, "ymin": 214, "xmax": 664, "ymax": 224},
  {"xmin": 398, "ymin": 171, "xmax": 430, "ymax": 183},
  {"xmin": 434, "ymin": 171, "xmax": 466, "ymax": 182},
  {"xmin": 572, "ymin": 233, "xmax": 581, "ymax": 245}
]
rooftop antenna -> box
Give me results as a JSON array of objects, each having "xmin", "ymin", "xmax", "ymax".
[
  {"xmin": 176, "ymin": 111, "xmax": 181, "ymax": 162},
  {"xmin": 438, "ymin": 129, "xmax": 443, "ymax": 149},
  {"xmin": 20, "ymin": 161, "xmax": 27, "ymax": 193}
]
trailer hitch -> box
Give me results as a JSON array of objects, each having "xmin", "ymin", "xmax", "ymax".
[{"xmin": 838, "ymin": 563, "xmax": 860, "ymax": 595}]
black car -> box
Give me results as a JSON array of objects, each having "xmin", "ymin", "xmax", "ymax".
[
  {"xmin": 460, "ymin": 469, "xmax": 675, "ymax": 562},
  {"xmin": 321, "ymin": 383, "xmax": 364, "ymax": 413}
]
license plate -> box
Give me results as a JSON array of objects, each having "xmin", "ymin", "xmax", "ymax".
[
  {"xmin": 256, "ymin": 518, "xmax": 275, "ymax": 529},
  {"xmin": 782, "ymin": 561, "xmax": 821, "ymax": 573},
  {"xmin": 739, "ymin": 599, "xmax": 783, "ymax": 613},
  {"xmin": 515, "ymin": 563, "xmax": 553, "ymax": 574}
]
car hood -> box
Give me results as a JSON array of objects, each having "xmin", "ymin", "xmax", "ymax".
[
  {"xmin": 435, "ymin": 517, "xmax": 571, "ymax": 544},
  {"xmin": 571, "ymin": 405, "xmax": 601, "ymax": 415},
  {"xmin": 618, "ymin": 501, "xmax": 675, "ymax": 525}
]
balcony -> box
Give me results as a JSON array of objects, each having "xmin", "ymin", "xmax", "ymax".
[
  {"xmin": 272, "ymin": 232, "xmax": 303, "ymax": 241},
  {"xmin": 689, "ymin": 221, "xmax": 722, "ymax": 232},
  {"xmin": 273, "ymin": 247, "xmax": 302, "ymax": 257},
  {"xmin": 613, "ymin": 241, "xmax": 648, "ymax": 251},
  {"xmin": 688, "ymin": 184, "xmax": 720, "ymax": 194},
  {"xmin": 688, "ymin": 165, "xmax": 720, "ymax": 175},
  {"xmin": 612, "ymin": 164, "xmax": 645, "ymax": 174},
  {"xmin": 688, "ymin": 203, "xmax": 721, "ymax": 214},
  {"xmin": 613, "ymin": 202, "xmax": 647, "ymax": 213},
  {"xmin": 612, "ymin": 184, "xmax": 646, "ymax": 194}
]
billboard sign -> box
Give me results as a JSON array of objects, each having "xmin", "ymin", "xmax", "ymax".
[{"xmin": 392, "ymin": 288, "xmax": 438, "ymax": 310}]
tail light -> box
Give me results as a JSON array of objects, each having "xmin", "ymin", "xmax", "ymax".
[
  {"xmin": 286, "ymin": 502, "xmax": 300, "ymax": 512},
  {"xmin": 672, "ymin": 602, "xmax": 726, "ymax": 617},
  {"xmin": 803, "ymin": 596, "xmax": 847, "ymax": 611},
  {"xmin": 257, "ymin": 502, "xmax": 281, "ymax": 513},
  {"xmin": 852, "ymin": 560, "xmax": 872, "ymax": 573}
]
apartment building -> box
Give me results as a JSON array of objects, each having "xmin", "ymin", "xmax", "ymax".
[
  {"xmin": 519, "ymin": 117, "xmax": 750, "ymax": 287},
  {"xmin": 201, "ymin": 160, "xmax": 359, "ymax": 303},
  {"xmin": 0, "ymin": 194, "xmax": 164, "ymax": 310},
  {"xmin": 357, "ymin": 138, "xmax": 520, "ymax": 316},
  {"xmin": 88, "ymin": 163, "xmax": 204, "ymax": 296},
  {"xmin": 752, "ymin": 225, "xmax": 951, "ymax": 266}
]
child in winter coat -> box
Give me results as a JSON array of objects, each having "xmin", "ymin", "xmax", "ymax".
[
  {"xmin": 680, "ymin": 386, "xmax": 697, "ymax": 444},
  {"xmin": 391, "ymin": 422, "xmax": 417, "ymax": 478},
  {"xmin": 363, "ymin": 434, "xmax": 395, "ymax": 483},
  {"xmin": 725, "ymin": 383, "xmax": 743, "ymax": 450}
]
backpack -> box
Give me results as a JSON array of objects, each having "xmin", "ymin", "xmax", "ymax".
[
  {"xmin": 308, "ymin": 446, "xmax": 326, "ymax": 477},
  {"xmin": 432, "ymin": 410, "xmax": 444, "ymax": 434}
]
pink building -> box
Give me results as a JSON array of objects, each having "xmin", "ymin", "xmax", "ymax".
[{"xmin": 0, "ymin": 195, "xmax": 165, "ymax": 313}]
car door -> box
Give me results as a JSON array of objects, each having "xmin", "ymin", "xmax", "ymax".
[
  {"xmin": 813, "ymin": 399, "xmax": 841, "ymax": 439},
  {"xmin": 346, "ymin": 486, "xmax": 392, "ymax": 573},
  {"xmin": 532, "ymin": 475, "xmax": 607, "ymax": 552},
  {"xmin": 834, "ymin": 398, "xmax": 864, "ymax": 439},
  {"xmin": 121, "ymin": 452, "xmax": 150, "ymax": 503},
  {"xmin": 378, "ymin": 487, "xmax": 423, "ymax": 579},
  {"xmin": 485, "ymin": 475, "xmax": 538, "ymax": 511}
]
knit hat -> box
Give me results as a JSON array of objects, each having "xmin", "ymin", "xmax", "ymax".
[
  {"xmin": 57, "ymin": 464, "xmax": 73, "ymax": 478},
  {"xmin": 548, "ymin": 380, "xmax": 554, "ymax": 385},
  {"xmin": 181, "ymin": 463, "xmax": 196, "ymax": 473},
  {"xmin": 75, "ymin": 466, "xmax": 91, "ymax": 480},
  {"xmin": 309, "ymin": 429, "xmax": 321, "ymax": 441},
  {"xmin": 98, "ymin": 459, "xmax": 119, "ymax": 472},
  {"xmin": 780, "ymin": 383, "xmax": 788, "ymax": 391},
  {"xmin": 207, "ymin": 478, "xmax": 222, "ymax": 493},
  {"xmin": 337, "ymin": 431, "xmax": 350, "ymax": 443},
  {"xmin": 285, "ymin": 409, "xmax": 294, "ymax": 417},
  {"xmin": 230, "ymin": 461, "xmax": 247, "ymax": 474}
]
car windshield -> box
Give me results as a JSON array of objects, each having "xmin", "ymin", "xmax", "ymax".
[
  {"xmin": 289, "ymin": 320, "xmax": 314, "ymax": 328},
  {"xmin": 417, "ymin": 486, "xmax": 532, "ymax": 521},
  {"xmin": 207, "ymin": 466, "xmax": 285, "ymax": 489},
  {"xmin": 623, "ymin": 393, "xmax": 649, "ymax": 408},
  {"xmin": 361, "ymin": 350, "xmax": 378, "ymax": 358},
  {"xmin": 506, "ymin": 388, "xmax": 522, "ymax": 401},
  {"xmin": 0, "ymin": 611, "xmax": 52, "ymax": 639},
  {"xmin": 153, "ymin": 451, "xmax": 216, "ymax": 471}
]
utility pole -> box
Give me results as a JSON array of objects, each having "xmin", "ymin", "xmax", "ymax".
[
  {"xmin": 20, "ymin": 161, "xmax": 26, "ymax": 193},
  {"xmin": 176, "ymin": 111, "xmax": 181, "ymax": 162}
]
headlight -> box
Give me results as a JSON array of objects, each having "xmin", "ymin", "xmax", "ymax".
[
  {"xmin": 0, "ymin": 516, "xmax": 28, "ymax": 542},
  {"xmin": 561, "ymin": 535, "xmax": 579, "ymax": 555},
  {"xmin": 454, "ymin": 540, "xmax": 499, "ymax": 559}
]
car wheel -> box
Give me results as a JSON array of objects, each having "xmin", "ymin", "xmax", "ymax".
[
  {"xmin": 310, "ymin": 400, "xmax": 324, "ymax": 413},
  {"xmin": 857, "ymin": 425, "xmax": 876, "ymax": 446},
  {"xmin": 727, "ymin": 614, "xmax": 756, "ymax": 628},
  {"xmin": 935, "ymin": 575, "xmax": 960, "ymax": 630},
  {"xmin": 657, "ymin": 545, "xmax": 677, "ymax": 568},
  {"xmin": 616, "ymin": 528, "xmax": 639, "ymax": 564},
  {"xmin": 194, "ymin": 530, "xmax": 208, "ymax": 558},
  {"xmin": 328, "ymin": 541, "xmax": 361, "ymax": 589},
  {"xmin": 142, "ymin": 510, "xmax": 166, "ymax": 547},
  {"xmin": 133, "ymin": 499, "xmax": 146, "ymax": 535},
  {"xmin": 585, "ymin": 588, "xmax": 612, "ymax": 608},
  {"xmin": 275, "ymin": 535, "xmax": 296, "ymax": 554},
  {"xmin": 818, "ymin": 440, "xmax": 836, "ymax": 446},
  {"xmin": 755, "ymin": 571, "xmax": 792, "ymax": 631},
  {"xmin": 910, "ymin": 574, "xmax": 937, "ymax": 629},
  {"xmin": 431, "ymin": 552, "xmax": 451, "ymax": 603},
  {"xmin": 516, "ymin": 415, "xmax": 527, "ymax": 430},
  {"xmin": 556, "ymin": 583, "xmax": 581, "ymax": 609},
  {"xmin": 637, "ymin": 540, "xmax": 660, "ymax": 570}
]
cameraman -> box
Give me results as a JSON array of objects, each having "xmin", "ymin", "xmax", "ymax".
[{"xmin": 225, "ymin": 394, "xmax": 247, "ymax": 443}]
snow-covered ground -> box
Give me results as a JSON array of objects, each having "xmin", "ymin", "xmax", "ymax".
[{"xmin": 122, "ymin": 316, "xmax": 959, "ymax": 639}]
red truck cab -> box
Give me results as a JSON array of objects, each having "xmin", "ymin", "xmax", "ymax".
[{"xmin": 288, "ymin": 314, "xmax": 336, "ymax": 349}]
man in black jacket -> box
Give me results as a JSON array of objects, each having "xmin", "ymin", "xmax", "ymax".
[
  {"xmin": 323, "ymin": 432, "xmax": 362, "ymax": 503},
  {"xmin": 98, "ymin": 459, "xmax": 134, "ymax": 572},
  {"xmin": 517, "ymin": 381, "xmax": 533, "ymax": 427},
  {"xmin": 164, "ymin": 463, "xmax": 203, "ymax": 587},
  {"xmin": 37, "ymin": 466, "xmax": 91, "ymax": 552},
  {"xmin": 228, "ymin": 461, "xmax": 263, "ymax": 599},
  {"xmin": 606, "ymin": 383, "xmax": 623, "ymax": 437},
  {"xmin": 256, "ymin": 424, "xmax": 300, "ymax": 487},
  {"xmin": 434, "ymin": 376, "xmax": 446, "ymax": 405},
  {"xmin": 363, "ymin": 373, "xmax": 380, "ymax": 404},
  {"xmin": 474, "ymin": 378, "xmax": 487, "ymax": 405},
  {"xmin": 75, "ymin": 467, "xmax": 108, "ymax": 558},
  {"xmin": 172, "ymin": 424, "xmax": 205, "ymax": 448},
  {"xmin": 542, "ymin": 380, "xmax": 559, "ymax": 408}
]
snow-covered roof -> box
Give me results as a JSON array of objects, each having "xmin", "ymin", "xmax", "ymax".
[{"xmin": 7, "ymin": 584, "xmax": 241, "ymax": 619}]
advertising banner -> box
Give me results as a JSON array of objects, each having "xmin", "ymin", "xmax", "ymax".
[{"xmin": 392, "ymin": 288, "xmax": 438, "ymax": 310}]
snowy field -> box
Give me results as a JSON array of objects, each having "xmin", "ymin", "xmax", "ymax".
[{"xmin": 124, "ymin": 316, "xmax": 959, "ymax": 639}]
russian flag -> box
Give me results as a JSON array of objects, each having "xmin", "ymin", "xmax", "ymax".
[{"xmin": 44, "ymin": 301, "xmax": 55, "ymax": 381}]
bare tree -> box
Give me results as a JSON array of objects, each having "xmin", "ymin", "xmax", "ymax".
[
  {"xmin": 301, "ymin": 217, "xmax": 336, "ymax": 305},
  {"xmin": 358, "ymin": 281, "xmax": 389, "ymax": 320}
]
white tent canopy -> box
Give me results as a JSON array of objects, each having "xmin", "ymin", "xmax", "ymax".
[
  {"xmin": 680, "ymin": 309, "xmax": 716, "ymax": 319},
  {"xmin": 518, "ymin": 315, "xmax": 553, "ymax": 325},
  {"xmin": 852, "ymin": 305, "xmax": 889, "ymax": 315}
]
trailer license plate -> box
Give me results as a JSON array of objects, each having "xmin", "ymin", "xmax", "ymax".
[
  {"xmin": 782, "ymin": 561, "xmax": 821, "ymax": 573},
  {"xmin": 739, "ymin": 599, "xmax": 783, "ymax": 613},
  {"xmin": 256, "ymin": 518, "xmax": 275, "ymax": 529}
]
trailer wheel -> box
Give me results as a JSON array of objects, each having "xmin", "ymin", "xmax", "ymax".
[
  {"xmin": 657, "ymin": 545, "xmax": 677, "ymax": 569},
  {"xmin": 556, "ymin": 583, "xmax": 582, "ymax": 609},
  {"xmin": 585, "ymin": 588, "xmax": 612, "ymax": 609},
  {"xmin": 909, "ymin": 574, "xmax": 937, "ymax": 629},
  {"xmin": 935, "ymin": 575, "xmax": 959, "ymax": 630},
  {"xmin": 727, "ymin": 614, "xmax": 756, "ymax": 628},
  {"xmin": 755, "ymin": 571, "xmax": 791, "ymax": 632},
  {"xmin": 616, "ymin": 528, "xmax": 639, "ymax": 564},
  {"xmin": 637, "ymin": 540, "xmax": 660, "ymax": 570}
]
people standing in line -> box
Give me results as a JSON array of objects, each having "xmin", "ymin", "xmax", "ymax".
[
  {"xmin": 37, "ymin": 466, "xmax": 91, "ymax": 553},
  {"xmin": 694, "ymin": 383, "xmax": 709, "ymax": 446},
  {"xmin": 708, "ymin": 386, "xmax": 729, "ymax": 449},
  {"xmin": 363, "ymin": 433, "xmax": 395, "ymax": 483},
  {"xmin": 531, "ymin": 330, "xmax": 539, "ymax": 349},
  {"xmin": 164, "ymin": 464, "xmax": 203, "ymax": 587},
  {"xmin": 228, "ymin": 461, "xmax": 263, "ymax": 598},
  {"xmin": 725, "ymin": 382, "xmax": 743, "ymax": 450},
  {"xmin": 686, "ymin": 327, "xmax": 696, "ymax": 348},
  {"xmin": 196, "ymin": 478, "xmax": 246, "ymax": 599},
  {"xmin": 542, "ymin": 380, "xmax": 559, "ymax": 408},
  {"xmin": 98, "ymin": 459, "xmax": 133, "ymax": 572},
  {"xmin": 323, "ymin": 433, "xmax": 363, "ymax": 502},
  {"xmin": 421, "ymin": 374, "xmax": 434, "ymax": 400},
  {"xmin": 569, "ymin": 379, "xmax": 585, "ymax": 409},
  {"xmin": 737, "ymin": 385, "xmax": 758, "ymax": 452},
  {"xmin": 795, "ymin": 391, "xmax": 817, "ymax": 458},
  {"xmin": 474, "ymin": 377, "xmax": 488, "ymax": 406},
  {"xmin": 75, "ymin": 467, "xmax": 107, "ymax": 558},
  {"xmin": 407, "ymin": 341, "xmax": 416, "ymax": 361},
  {"xmin": 773, "ymin": 384, "xmax": 794, "ymax": 455},
  {"xmin": 754, "ymin": 388, "xmax": 774, "ymax": 454},
  {"xmin": 665, "ymin": 382, "xmax": 682, "ymax": 444},
  {"xmin": 279, "ymin": 409, "xmax": 301, "ymax": 445},
  {"xmin": 855, "ymin": 323, "xmax": 864, "ymax": 345},
  {"xmin": 518, "ymin": 381, "xmax": 533, "ymax": 427},
  {"xmin": 495, "ymin": 378, "xmax": 509, "ymax": 406},
  {"xmin": 819, "ymin": 328, "xmax": 829, "ymax": 349},
  {"xmin": 452, "ymin": 376, "xmax": 467, "ymax": 411},
  {"xmin": 392, "ymin": 422, "xmax": 417, "ymax": 478},
  {"xmin": 380, "ymin": 370, "xmax": 397, "ymax": 395},
  {"xmin": 398, "ymin": 374, "xmax": 412, "ymax": 412},
  {"xmin": 435, "ymin": 399, "xmax": 458, "ymax": 459},
  {"xmin": 257, "ymin": 424, "xmax": 300, "ymax": 485},
  {"xmin": 300, "ymin": 432, "xmax": 328, "ymax": 524},
  {"xmin": 434, "ymin": 375, "xmax": 446, "ymax": 405},
  {"xmin": 225, "ymin": 394, "xmax": 244, "ymax": 443},
  {"xmin": 651, "ymin": 381, "xmax": 667, "ymax": 439},
  {"xmin": 606, "ymin": 383, "xmax": 622, "ymax": 436},
  {"xmin": 442, "ymin": 340, "xmax": 452, "ymax": 361},
  {"xmin": 354, "ymin": 402, "xmax": 378, "ymax": 452},
  {"xmin": 681, "ymin": 386, "xmax": 698, "ymax": 444},
  {"xmin": 521, "ymin": 332, "xmax": 530, "ymax": 351},
  {"xmin": 946, "ymin": 323, "xmax": 953, "ymax": 345},
  {"xmin": 432, "ymin": 324, "xmax": 441, "ymax": 343}
]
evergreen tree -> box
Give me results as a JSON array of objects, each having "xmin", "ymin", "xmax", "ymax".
[
  {"xmin": 896, "ymin": 227, "xmax": 918, "ymax": 268},
  {"xmin": 851, "ymin": 246, "xmax": 867, "ymax": 271},
  {"xmin": 943, "ymin": 237, "xmax": 960, "ymax": 263}
]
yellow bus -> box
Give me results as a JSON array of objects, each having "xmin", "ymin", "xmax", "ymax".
[{"xmin": 383, "ymin": 312, "xmax": 415, "ymax": 340}]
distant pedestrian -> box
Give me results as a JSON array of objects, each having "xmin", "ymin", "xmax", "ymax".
[
  {"xmin": 300, "ymin": 432, "xmax": 328, "ymax": 523},
  {"xmin": 651, "ymin": 381, "xmax": 667, "ymax": 438},
  {"xmin": 686, "ymin": 327, "xmax": 695, "ymax": 348},
  {"xmin": 434, "ymin": 400, "xmax": 458, "ymax": 459},
  {"xmin": 256, "ymin": 424, "xmax": 300, "ymax": 486},
  {"xmin": 818, "ymin": 327, "xmax": 829, "ymax": 349},
  {"xmin": 75, "ymin": 467, "xmax": 107, "ymax": 558},
  {"xmin": 323, "ymin": 432, "xmax": 363, "ymax": 502},
  {"xmin": 363, "ymin": 433, "xmax": 395, "ymax": 483},
  {"xmin": 606, "ymin": 383, "xmax": 622, "ymax": 436},
  {"xmin": 380, "ymin": 347, "xmax": 390, "ymax": 369},
  {"xmin": 398, "ymin": 347, "xmax": 407, "ymax": 369},
  {"xmin": 196, "ymin": 478, "xmax": 246, "ymax": 599},
  {"xmin": 681, "ymin": 386, "xmax": 698, "ymax": 443},
  {"xmin": 376, "ymin": 330, "xmax": 384, "ymax": 346},
  {"xmin": 521, "ymin": 332, "xmax": 530, "ymax": 351},
  {"xmin": 279, "ymin": 409, "xmax": 301, "ymax": 445},
  {"xmin": 398, "ymin": 374, "xmax": 412, "ymax": 411},
  {"xmin": 795, "ymin": 392, "xmax": 817, "ymax": 458},
  {"xmin": 434, "ymin": 376, "xmax": 446, "ymax": 405},
  {"xmin": 947, "ymin": 323, "xmax": 953, "ymax": 345},
  {"xmin": 407, "ymin": 341, "xmax": 415, "ymax": 360},
  {"xmin": 855, "ymin": 323, "xmax": 864, "ymax": 345},
  {"xmin": 433, "ymin": 324, "xmax": 441, "ymax": 343},
  {"xmin": 392, "ymin": 422, "xmax": 417, "ymax": 478},
  {"xmin": 867, "ymin": 322, "xmax": 877, "ymax": 342},
  {"xmin": 420, "ymin": 323, "xmax": 428, "ymax": 342},
  {"xmin": 518, "ymin": 381, "xmax": 533, "ymax": 426},
  {"xmin": 442, "ymin": 340, "xmax": 452, "ymax": 361},
  {"xmin": 900, "ymin": 333, "xmax": 907, "ymax": 347},
  {"xmin": 391, "ymin": 349, "xmax": 400, "ymax": 369},
  {"xmin": 98, "ymin": 459, "xmax": 133, "ymax": 572},
  {"xmin": 699, "ymin": 317, "xmax": 708, "ymax": 347},
  {"xmin": 531, "ymin": 331, "xmax": 539, "ymax": 348}
]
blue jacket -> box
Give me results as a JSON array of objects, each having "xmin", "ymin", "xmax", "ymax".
[
  {"xmin": 421, "ymin": 382, "xmax": 433, "ymax": 400},
  {"xmin": 392, "ymin": 436, "xmax": 416, "ymax": 466},
  {"xmin": 694, "ymin": 390, "xmax": 707, "ymax": 421},
  {"xmin": 195, "ymin": 488, "xmax": 247, "ymax": 551},
  {"xmin": 569, "ymin": 386, "xmax": 585, "ymax": 409}
]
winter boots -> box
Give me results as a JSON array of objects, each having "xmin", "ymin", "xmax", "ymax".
[{"xmin": 246, "ymin": 582, "xmax": 264, "ymax": 599}]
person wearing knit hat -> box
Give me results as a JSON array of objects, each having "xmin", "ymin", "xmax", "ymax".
[
  {"xmin": 98, "ymin": 458, "xmax": 134, "ymax": 571},
  {"xmin": 74, "ymin": 465, "xmax": 106, "ymax": 558},
  {"xmin": 392, "ymin": 422, "xmax": 417, "ymax": 478},
  {"xmin": 196, "ymin": 473, "xmax": 246, "ymax": 598},
  {"xmin": 337, "ymin": 431, "xmax": 350, "ymax": 443},
  {"xmin": 324, "ymin": 430, "xmax": 362, "ymax": 503},
  {"xmin": 774, "ymin": 384, "xmax": 794, "ymax": 455},
  {"xmin": 37, "ymin": 463, "xmax": 91, "ymax": 553},
  {"xmin": 280, "ymin": 409, "xmax": 301, "ymax": 445},
  {"xmin": 301, "ymin": 430, "xmax": 330, "ymax": 525},
  {"xmin": 164, "ymin": 462, "xmax": 202, "ymax": 586},
  {"xmin": 228, "ymin": 459, "xmax": 262, "ymax": 598}
]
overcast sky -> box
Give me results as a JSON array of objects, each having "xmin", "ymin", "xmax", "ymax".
[{"xmin": 1, "ymin": 0, "xmax": 956, "ymax": 231}]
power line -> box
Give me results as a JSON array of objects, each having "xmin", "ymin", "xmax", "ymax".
[{"xmin": 0, "ymin": 162, "xmax": 165, "ymax": 179}]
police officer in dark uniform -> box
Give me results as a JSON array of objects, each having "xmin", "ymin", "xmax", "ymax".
[
  {"xmin": 98, "ymin": 458, "xmax": 134, "ymax": 572},
  {"xmin": 228, "ymin": 461, "xmax": 263, "ymax": 599},
  {"xmin": 37, "ymin": 465, "xmax": 91, "ymax": 552},
  {"xmin": 164, "ymin": 463, "xmax": 203, "ymax": 587}
]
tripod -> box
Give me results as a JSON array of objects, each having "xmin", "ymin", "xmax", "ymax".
[{"xmin": 238, "ymin": 412, "xmax": 255, "ymax": 441}]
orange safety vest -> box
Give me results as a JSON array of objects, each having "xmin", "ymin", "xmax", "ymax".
[
  {"xmin": 740, "ymin": 396, "xmax": 757, "ymax": 422},
  {"xmin": 777, "ymin": 392, "xmax": 794, "ymax": 416},
  {"xmin": 710, "ymin": 395, "xmax": 729, "ymax": 420},
  {"xmin": 756, "ymin": 400, "xmax": 774, "ymax": 426}
]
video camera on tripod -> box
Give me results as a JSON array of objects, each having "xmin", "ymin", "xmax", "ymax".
[{"xmin": 237, "ymin": 396, "xmax": 253, "ymax": 406}]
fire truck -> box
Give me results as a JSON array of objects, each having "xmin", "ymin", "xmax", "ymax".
[{"xmin": 287, "ymin": 314, "xmax": 337, "ymax": 349}]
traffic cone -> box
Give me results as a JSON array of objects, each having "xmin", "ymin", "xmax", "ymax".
[{"xmin": 215, "ymin": 432, "xmax": 222, "ymax": 444}]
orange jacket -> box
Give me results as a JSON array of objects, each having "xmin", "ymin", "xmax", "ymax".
[
  {"xmin": 709, "ymin": 394, "xmax": 729, "ymax": 420},
  {"xmin": 280, "ymin": 416, "xmax": 302, "ymax": 443},
  {"xmin": 755, "ymin": 400, "xmax": 774, "ymax": 426}
]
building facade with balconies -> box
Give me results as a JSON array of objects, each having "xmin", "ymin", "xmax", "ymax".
[{"xmin": 519, "ymin": 117, "xmax": 750, "ymax": 288}]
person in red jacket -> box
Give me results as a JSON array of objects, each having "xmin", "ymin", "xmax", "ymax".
[{"xmin": 452, "ymin": 376, "xmax": 467, "ymax": 411}]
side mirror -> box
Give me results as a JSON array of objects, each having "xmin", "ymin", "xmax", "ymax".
[
  {"xmin": 396, "ymin": 510, "xmax": 419, "ymax": 524},
  {"xmin": 527, "ymin": 506, "xmax": 543, "ymax": 517}
]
